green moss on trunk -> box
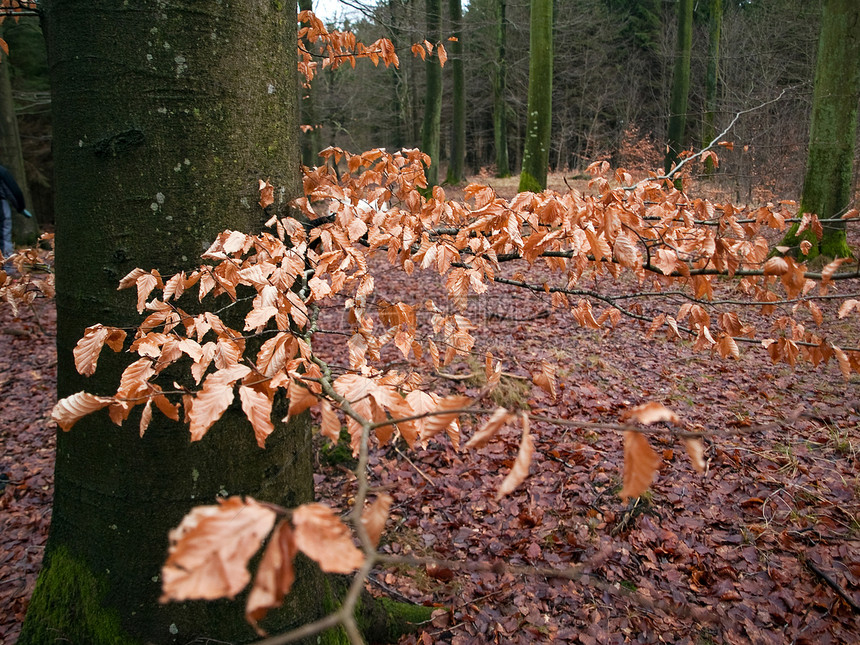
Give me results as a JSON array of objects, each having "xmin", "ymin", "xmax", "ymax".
[
  {"xmin": 17, "ymin": 547, "xmax": 132, "ymax": 645},
  {"xmin": 518, "ymin": 170, "xmax": 545, "ymax": 194},
  {"xmin": 518, "ymin": 0, "xmax": 553, "ymax": 192},
  {"xmin": 780, "ymin": 0, "xmax": 859, "ymax": 258}
]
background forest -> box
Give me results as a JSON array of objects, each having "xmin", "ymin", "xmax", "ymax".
[
  {"xmin": 303, "ymin": 0, "xmax": 825, "ymax": 200},
  {"xmin": 3, "ymin": 0, "xmax": 851, "ymax": 224}
]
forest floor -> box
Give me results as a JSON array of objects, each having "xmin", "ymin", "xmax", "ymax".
[{"xmin": 2, "ymin": 173, "xmax": 860, "ymax": 644}]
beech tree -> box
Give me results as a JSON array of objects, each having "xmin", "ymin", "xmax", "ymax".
[
  {"xmin": 421, "ymin": 0, "xmax": 443, "ymax": 186},
  {"xmin": 780, "ymin": 0, "xmax": 860, "ymax": 259},
  {"xmin": 518, "ymin": 0, "xmax": 553, "ymax": 192},
  {"xmin": 445, "ymin": 0, "xmax": 466, "ymax": 185},
  {"xmin": 17, "ymin": 2, "xmax": 326, "ymax": 643},
  {"xmin": 664, "ymin": 0, "xmax": 693, "ymax": 177},
  {"xmin": 492, "ymin": 0, "xmax": 510, "ymax": 178},
  {"xmin": 702, "ymin": 0, "xmax": 722, "ymax": 177}
]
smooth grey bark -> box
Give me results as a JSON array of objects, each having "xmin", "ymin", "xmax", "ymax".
[{"xmin": 19, "ymin": 2, "xmax": 320, "ymax": 643}]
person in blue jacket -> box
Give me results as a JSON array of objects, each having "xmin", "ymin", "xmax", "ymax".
[{"xmin": 0, "ymin": 164, "xmax": 32, "ymax": 260}]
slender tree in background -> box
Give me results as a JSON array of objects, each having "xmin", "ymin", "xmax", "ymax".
[
  {"xmin": 299, "ymin": 0, "xmax": 323, "ymax": 167},
  {"xmin": 386, "ymin": 0, "xmax": 408, "ymax": 149},
  {"xmin": 664, "ymin": 0, "xmax": 693, "ymax": 177},
  {"xmin": 421, "ymin": 0, "xmax": 443, "ymax": 185},
  {"xmin": 702, "ymin": 0, "xmax": 722, "ymax": 177},
  {"xmin": 0, "ymin": 50, "xmax": 38, "ymax": 245},
  {"xmin": 493, "ymin": 0, "xmax": 510, "ymax": 178},
  {"xmin": 445, "ymin": 0, "xmax": 466, "ymax": 184},
  {"xmin": 518, "ymin": 0, "xmax": 553, "ymax": 192},
  {"xmin": 19, "ymin": 2, "xmax": 320, "ymax": 642},
  {"xmin": 781, "ymin": 0, "xmax": 860, "ymax": 259}
]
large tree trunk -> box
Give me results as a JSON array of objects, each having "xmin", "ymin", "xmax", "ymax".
[
  {"xmin": 493, "ymin": 0, "xmax": 510, "ymax": 178},
  {"xmin": 445, "ymin": 0, "xmax": 465, "ymax": 185},
  {"xmin": 19, "ymin": 2, "xmax": 322, "ymax": 643},
  {"xmin": 518, "ymin": 0, "xmax": 553, "ymax": 193},
  {"xmin": 663, "ymin": 0, "xmax": 693, "ymax": 178},
  {"xmin": 780, "ymin": 0, "xmax": 860, "ymax": 259},
  {"xmin": 421, "ymin": 0, "xmax": 443, "ymax": 186},
  {"xmin": 702, "ymin": 0, "xmax": 722, "ymax": 177},
  {"xmin": 0, "ymin": 50, "xmax": 38, "ymax": 246}
]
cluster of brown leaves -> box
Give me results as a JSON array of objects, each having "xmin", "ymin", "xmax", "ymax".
[
  {"xmin": 160, "ymin": 495, "xmax": 391, "ymax": 634},
  {"xmin": 47, "ymin": 145, "xmax": 860, "ymax": 623},
  {"xmin": 297, "ymin": 10, "xmax": 399, "ymax": 85},
  {"xmin": 0, "ymin": 234, "xmax": 55, "ymax": 316},
  {"xmin": 410, "ymin": 39, "xmax": 450, "ymax": 67}
]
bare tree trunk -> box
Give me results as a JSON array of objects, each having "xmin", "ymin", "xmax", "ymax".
[
  {"xmin": 446, "ymin": 0, "xmax": 466, "ymax": 184},
  {"xmin": 18, "ymin": 2, "xmax": 322, "ymax": 642},
  {"xmin": 493, "ymin": 0, "xmax": 510, "ymax": 178},
  {"xmin": 780, "ymin": 0, "xmax": 860, "ymax": 259},
  {"xmin": 518, "ymin": 0, "xmax": 553, "ymax": 192},
  {"xmin": 664, "ymin": 0, "xmax": 693, "ymax": 178},
  {"xmin": 702, "ymin": 0, "xmax": 722, "ymax": 177}
]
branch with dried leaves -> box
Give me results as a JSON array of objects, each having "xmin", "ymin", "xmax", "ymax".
[{"xmin": 32, "ymin": 88, "xmax": 860, "ymax": 643}]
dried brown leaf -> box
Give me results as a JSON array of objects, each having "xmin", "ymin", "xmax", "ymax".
[
  {"xmin": 361, "ymin": 494, "xmax": 393, "ymax": 548},
  {"xmin": 320, "ymin": 400, "xmax": 342, "ymax": 443},
  {"xmin": 620, "ymin": 431, "xmax": 661, "ymax": 502},
  {"xmin": 188, "ymin": 365, "xmax": 251, "ymax": 441},
  {"xmin": 684, "ymin": 438, "xmax": 706, "ymax": 474},
  {"xmin": 623, "ymin": 401, "xmax": 681, "ymax": 426},
  {"xmin": 52, "ymin": 392, "xmax": 113, "ymax": 431},
  {"xmin": 292, "ymin": 503, "xmax": 364, "ymax": 573},
  {"xmin": 73, "ymin": 324, "xmax": 127, "ymax": 377},
  {"xmin": 465, "ymin": 407, "xmax": 512, "ymax": 449},
  {"xmin": 246, "ymin": 520, "xmax": 297, "ymax": 635},
  {"xmin": 239, "ymin": 386, "xmax": 275, "ymax": 449},
  {"xmin": 496, "ymin": 413, "xmax": 535, "ymax": 499},
  {"xmin": 161, "ymin": 496, "xmax": 277, "ymax": 603}
]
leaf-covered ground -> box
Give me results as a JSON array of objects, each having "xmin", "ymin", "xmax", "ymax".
[
  {"xmin": 310, "ymin": 250, "xmax": 860, "ymax": 644},
  {"xmin": 0, "ymin": 301, "xmax": 56, "ymax": 644},
  {"xmin": 2, "ymin": 182, "xmax": 860, "ymax": 643}
]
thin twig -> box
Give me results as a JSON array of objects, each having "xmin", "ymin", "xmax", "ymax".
[
  {"xmin": 394, "ymin": 445, "xmax": 435, "ymax": 486},
  {"xmin": 800, "ymin": 554, "xmax": 860, "ymax": 614}
]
